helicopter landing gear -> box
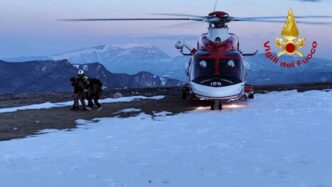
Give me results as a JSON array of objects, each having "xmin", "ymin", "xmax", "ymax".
[
  {"xmin": 211, "ymin": 100, "xmax": 223, "ymax": 110},
  {"xmin": 240, "ymin": 94, "xmax": 248, "ymax": 101},
  {"xmin": 245, "ymin": 85, "xmax": 255, "ymax": 100},
  {"xmin": 181, "ymin": 84, "xmax": 190, "ymax": 100},
  {"xmin": 248, "ymin": 93, "xmax": 254, "ymax": 99}
]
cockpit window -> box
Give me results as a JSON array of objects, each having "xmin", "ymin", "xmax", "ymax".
[{"xmin": 191, "ymin": 57, "xmax": 244, "ymax": 86}]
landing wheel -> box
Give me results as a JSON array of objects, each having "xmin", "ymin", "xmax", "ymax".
[
  {"xmin": 211, "ymin": 100, "xmax": 223, "ymax": 110},
  {"xmin": 245, "ymin": 85, "xmax": 255, "ymax": 99},
  {"xmin": 240, "ymin": 94, "xmax": 248, "ymax": 101}
]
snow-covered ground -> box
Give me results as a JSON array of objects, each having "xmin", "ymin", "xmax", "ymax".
[
  {"xmin": 0, "ymin": 95, "xmax": 164, "ymax": 114},
  {"xmin": 1, "ymin": 90, "xmax": 332, "ymax": 187}
]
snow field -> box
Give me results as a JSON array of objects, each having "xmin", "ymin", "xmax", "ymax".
[{"xmin": 0, "ymin": 91, "xmax": 331, "ymax": 187}]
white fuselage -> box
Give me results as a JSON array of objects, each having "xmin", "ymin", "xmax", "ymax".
[{"xmin": 186, "ymin": 26, "xmax": 246, "ymax": 100}]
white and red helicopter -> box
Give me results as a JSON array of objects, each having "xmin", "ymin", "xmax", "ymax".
[{"xmin": 62, "ymin": 9, "xmax": 332, "ymax": 110}]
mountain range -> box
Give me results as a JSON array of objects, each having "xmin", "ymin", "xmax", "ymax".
[
  {"xmin": 0, "ymin": 60, "xmax": 181, "ymax": 94},
  {"xmin": 5, "ymin": 45, "xmax": 190, "ymax": 81},
  {"xmin": 245, "ymin": 54, "xmax": 332, "ymax": 85},
  {"xmin": 5, "ymin": 44, "xmax": 332, "ymax": 85}
]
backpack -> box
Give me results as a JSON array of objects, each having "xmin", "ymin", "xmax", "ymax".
[{"xmin": 90, "ymin": 78, "xmax": 103, "ymax": 88}]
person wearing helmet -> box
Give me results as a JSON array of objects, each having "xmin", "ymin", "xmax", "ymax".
[
  {"xmin": 77, "ymin": 69, "xmax": 90, "ymax": 95},
  {"xmin": 70, "ymin": 70, "xmax": 90, "ymax": 111},
  {"xmin": 77, "ymin": 69, "xmax": 85, "ymax": 78}
]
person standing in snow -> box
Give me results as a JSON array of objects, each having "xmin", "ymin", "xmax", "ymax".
[
  {"xmin": 70, "ymin": 70, "xmax": 90, "ymax": 111},
  {"xmin": 84, "ymin": 76, "xmax": 103, "ymax": 111}
]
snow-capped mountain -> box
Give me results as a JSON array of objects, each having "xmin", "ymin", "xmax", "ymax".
[
  {"xmin": 49, "ymin": 44, "xmax": 190, "ymax": 81},
  {"xmin": 50, "ymin": 45, "xmax": 332, "ymax": 84},
  {"xmin": 52, "ymin": 45, "xmax": 171, "ymax": 72},
  {"xmin": 0, "ymin": 60, "xmax": 181, "ymax": 94}
]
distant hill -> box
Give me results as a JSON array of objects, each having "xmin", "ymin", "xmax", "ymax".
[
  {"xmin": 0, "ymin": 60, "xmax": 182, "ymax": 94},
  {"xmin": 4, "ymin": 56, "xmax": 51, "ymax": 62},
  {"xmin": 245, "ymin": 54, "xmax": 332, "ymax": 85}
]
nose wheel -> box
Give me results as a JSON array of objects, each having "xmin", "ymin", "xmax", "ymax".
[{"xmin": 211, "ymin": 100, "xmax": 223, "ymax": 110}]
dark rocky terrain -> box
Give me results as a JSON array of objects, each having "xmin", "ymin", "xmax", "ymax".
[{"xmin": 0, "ymin": 59, "xmax": 182, "ymax": 94}]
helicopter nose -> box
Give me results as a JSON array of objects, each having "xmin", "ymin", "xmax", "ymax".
[{"xmin": 190, "ymin": 81, "xmax": 244, "ymax": 99}]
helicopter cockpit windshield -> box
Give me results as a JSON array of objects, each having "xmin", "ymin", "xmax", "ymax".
[{"xmin": 191, "ymin": 52, "xmax": 244, "ymax": 87}]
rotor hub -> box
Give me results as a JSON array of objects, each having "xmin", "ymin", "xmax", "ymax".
[{"xmin": 208, "ymin": 11, "xmax": 229, "ymax": 18}]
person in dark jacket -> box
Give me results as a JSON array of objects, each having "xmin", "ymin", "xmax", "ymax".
[
  {"xmin": 70, "ymin": 70, "xmax": 90, "ymax": 111},
  {"xmin": 84, "ymin": 77, "xmax": 103, "ymax": 111}
]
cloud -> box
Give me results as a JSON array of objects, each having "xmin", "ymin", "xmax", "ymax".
[
  {"xmin": 297, "ymin": 0, "xmax": 322, "ymax": 2},
  {"xmin": 139, "ymin": 35, "xmax": 198, "ymax": 41}
]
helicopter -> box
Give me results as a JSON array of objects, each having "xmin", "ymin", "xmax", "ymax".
[{"xmin": 62, "ymin": 8, "xmax": 332, "ymax": 110}]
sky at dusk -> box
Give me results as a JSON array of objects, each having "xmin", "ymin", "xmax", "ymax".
[{"xmin": 0, "ymin": 0, "xmax": 331, "ymax": 59}]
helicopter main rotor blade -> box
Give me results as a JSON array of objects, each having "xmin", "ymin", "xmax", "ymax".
[
  {"xmin": 150, "ymin": 13, "xmax": 204, "ymax": 18},
  {"xmin": 233, "ymin": 15, "xmax": 332, "ymax": 21},
  {"xmin": 237, "ymin": 19, "xmax": 332, "ymax": 25},
  {"xmin": 162, "ymin": 21, "xmax": 204, "ymax": 29},
  {"xmin": 60, "ymin": 18, "xmax": 204, "ymax": 21},
  {"xmin": 60, "ymin": 13, "xmax": 332, "ymax": 25}
]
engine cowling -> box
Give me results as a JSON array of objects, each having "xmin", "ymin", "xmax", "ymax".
[{"xmin": 199, "ymin": 34, "xmax": 239, "ymax": 53}]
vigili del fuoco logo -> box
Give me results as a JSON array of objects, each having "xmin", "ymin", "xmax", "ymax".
[{"xmin": 264, "ymin": 9, "xmax": 318, "ymax": 68}]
